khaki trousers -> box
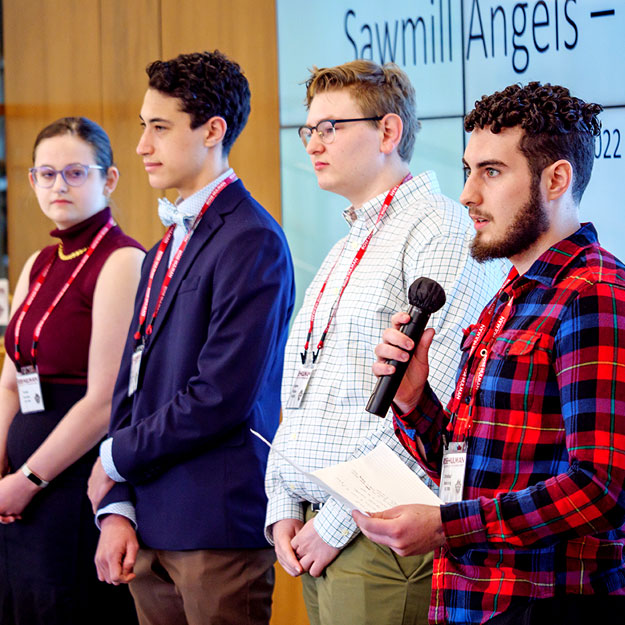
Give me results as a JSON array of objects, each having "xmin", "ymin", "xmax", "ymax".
[
  {"xmin": 301, "ymin": 506, "xmax": 433, "ymax": 625},
  {"xmin": 129, "ymin": 547, "xmax": 275, "ymax": 625}
]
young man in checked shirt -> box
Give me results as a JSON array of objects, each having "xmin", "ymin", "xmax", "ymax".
[
  {"xmin": 264, "ymin": 60, "xmax": 504, "ymax": 625},
  {"xmin": 358, "ymin": 82, "xmax": 625, "ymax": 624}
]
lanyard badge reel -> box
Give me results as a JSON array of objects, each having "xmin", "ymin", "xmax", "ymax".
[
  {"xmin": 285, "ymin": 361, "xmax": 314, "ymax": 410},
  {"xmin": 285, "ymin": 331, "xmax": 323, "ymax": 409},
  {"xmin": 440, "ymin": 433, "xmax": 468, "ymax": 504},
  {"xmin": 128, "ymin": 341, "xmax": 145, "ymax": 397},
  {"xmin": 16, "ymin": 364, "xmax": 45, "ymax": 414}
]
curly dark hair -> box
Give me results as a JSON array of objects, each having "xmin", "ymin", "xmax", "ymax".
[
  {"xmin": 465, "ymin": 82, "xmax": 603, "ymax": 203},
  {"xmin": 146, "ymin": 50, "xmax": 251, "ymax": 155}
]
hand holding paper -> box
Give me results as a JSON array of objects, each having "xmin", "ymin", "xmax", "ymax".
[
  {"xmin": 353, "ymin": 503, "xmax": 446, "ymax": 556},
  {"xmin": 253, "ymin": 430, "xmax": 442, "ymax": 515},
  {"xmin": 254, "ymin": 430, "xmax": 444, "ymax": 558}
]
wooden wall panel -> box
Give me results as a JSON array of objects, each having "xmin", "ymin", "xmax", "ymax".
[
  {"xmin": 100, "ymin": 0, "xmax": 164, "ymax": 245},
  {"xmin": 3, "ymin": 1, "xmax": 308, "ymax": 622},
  {"xmin": 272, "ymin": 567, "xmax": 310, "ymax": 625},
  {"xmin": 160, "ymin": 0, "xmax": 282, "ymax": 221},
  {"xmin": 4, "ymin": 0, "xmax": 103, "ymax": 284}
]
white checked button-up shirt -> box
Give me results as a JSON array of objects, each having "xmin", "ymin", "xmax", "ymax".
[{"xmin": 265, "ymin": 171, "xmax": 507, "ymax": 548}]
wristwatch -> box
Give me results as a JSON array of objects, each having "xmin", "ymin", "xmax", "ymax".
[{"xmin": 20, "ymin": 463, "xmax": 49, "ymax": 488}]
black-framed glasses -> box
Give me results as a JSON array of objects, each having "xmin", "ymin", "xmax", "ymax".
[
  {"xmin": 298, "ymin": 116, "xmax": 384, "ymax": 147},
  {"xmin": 29, "ymin": 163, "xmax": 105, "ymax": 188}
]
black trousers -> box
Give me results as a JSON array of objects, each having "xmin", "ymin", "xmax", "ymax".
[
  {"xmin": 487, "ymin": 595, "xmax": 625, "ymax": 625},
  {"xmin": 0, "ymin": 383, "xmax": 138, "ymax": 625}
]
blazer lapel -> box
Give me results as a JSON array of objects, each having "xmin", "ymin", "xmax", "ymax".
[{"xmin": 142, "ymin": 180, "xmax": 244, "ymax": 350}]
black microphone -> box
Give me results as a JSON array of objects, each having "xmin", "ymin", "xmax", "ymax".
[{"xmin": 365, "ymin": 277, "xmax": 446, "ymax": 417}]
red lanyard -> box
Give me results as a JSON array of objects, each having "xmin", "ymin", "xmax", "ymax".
[
  {"xmin": 301, "ymin": 174, "xmax": 411, "ymax": 364},
  {"xmin": 134, "ymin": 173, "xmax": 237, "ymax": 343},
  {"xmin": 13, "ymin": 217, "xmax": 115, "ymax": 364},
  {"xmin": 448, "ymin": 272, "xmax": 517, "ymax": 440}
]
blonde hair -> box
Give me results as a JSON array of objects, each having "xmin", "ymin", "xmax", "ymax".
[{"xmin": 304, "ymin": 60, "xmax": 420, "ymax": 162}]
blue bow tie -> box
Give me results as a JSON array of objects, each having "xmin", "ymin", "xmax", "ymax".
[{"xmin": 158, "ymin": 197, "xmax": 195, "ymax": 231}]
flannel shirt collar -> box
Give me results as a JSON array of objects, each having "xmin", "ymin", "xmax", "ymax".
[{"xmin": 515, "ymin": 222, "xmax": 599, "ymax": 289}]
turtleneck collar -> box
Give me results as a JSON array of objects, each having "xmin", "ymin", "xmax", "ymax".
[{"xmin": 49, "ymin": 207, "xmax": 113, "ymax": 254}]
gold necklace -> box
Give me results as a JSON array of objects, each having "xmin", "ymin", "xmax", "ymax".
[{"xmin": 57, "ymin": 242, "xmax": 88, "ymax": 261}]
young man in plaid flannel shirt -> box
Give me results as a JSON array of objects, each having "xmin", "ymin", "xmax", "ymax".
[{"xmin": 356, "ymin": 82, "xmax": 625, "ymax": 624}]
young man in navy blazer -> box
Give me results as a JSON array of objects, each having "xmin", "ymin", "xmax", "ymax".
[{"xmin": 87, "ymin": 50, "xmax": 294, "ymax": 625}]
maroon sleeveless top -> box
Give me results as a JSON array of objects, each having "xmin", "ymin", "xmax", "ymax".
[{"xmin": 5, "ymin": 207, "xmax": 144, "ymax": 384}]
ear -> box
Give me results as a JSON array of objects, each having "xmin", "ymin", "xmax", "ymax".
[
  {"xmin": 104, "ymin": 166, "xmax": 120, "ymax": 196},
  {"xmin": 28, "ymin": 170, "xmax": 37, "ymax": 192},
  {"xmin": 542, "ymin": 159, "xmax": 573, "ymax": 201},
  {"xmin": 378, "ymin": 113, "xmax": 403, "ymax": 155},
  {"xmin": 203, "ymin": 116, "xmax": 228, "ymax": 148}
]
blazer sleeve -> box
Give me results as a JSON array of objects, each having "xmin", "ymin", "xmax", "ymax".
[{"xmin": 100, "ymin": 481, "xmax": 135, "ymax": 509}]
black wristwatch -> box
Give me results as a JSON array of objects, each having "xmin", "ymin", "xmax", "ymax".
[{"xmin": 20, "ymin": 463, "xmax": 49, "ymax": 488}]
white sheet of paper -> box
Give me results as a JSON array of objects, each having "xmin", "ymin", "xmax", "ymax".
[{"xmin": 251, "ymin": 430, "xmax": 442, "ymax": 515}]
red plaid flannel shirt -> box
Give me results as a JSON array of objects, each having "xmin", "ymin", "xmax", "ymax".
[{"xmin": 395, "ymin": 224, "xmax": 625, "ymax": 624}]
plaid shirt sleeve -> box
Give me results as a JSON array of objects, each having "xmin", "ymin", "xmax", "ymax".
[
  {"xmin": 264, "ymin": 462, "xmax": 306, "ymax": 544},
  {"xmin": 442, "ymin": 281, "xmax": 625, "ymax": 552},
  {"xmin": 393, "ymin": 383, "xmax": 449, "ymax": 481}
]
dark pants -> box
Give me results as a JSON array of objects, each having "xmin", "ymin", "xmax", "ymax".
[
  {"xmin": 488, "ymin": 595, "xmax": 625, "ymax": 625},
  {"xmin": 0, "ymin": 384, "xmax": 137, "ymax": 625}
]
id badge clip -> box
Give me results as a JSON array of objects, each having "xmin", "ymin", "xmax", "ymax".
[
  {"xmin": 285, "ymin": 364, "xmax": 314, "ymax": 409},
  {"xmin": 440, "ymin": 440, "xmax": 468, "ymax": 504},
  {"xmin": 128, "ymin": 343, "xmax": 145, "ymax": 397},
  {"xmin": 16, "ymin": 365, "xmax": 45, "ymax": 413}
]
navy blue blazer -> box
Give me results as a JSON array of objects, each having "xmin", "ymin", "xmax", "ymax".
[{"xmin": 101, "ymin": 179, "xmax": 294, "ymax": 550}]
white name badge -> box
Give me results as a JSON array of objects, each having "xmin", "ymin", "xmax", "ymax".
[
  {"xmin": 128, "ymin": 344, "xmax": 144, "ymax": 397},
  {"xmin": 16, "ymin": 365, "xmax": 45, "ymax": 413},
  {"xmin": 286, "ymin": 365, "xmax": 314, "ymax": 409},
  {"xmin": 440, "ymin": 440, "xmax": 468, "ymax": 504}
]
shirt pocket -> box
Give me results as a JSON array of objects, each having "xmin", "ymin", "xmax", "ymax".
[
  {"xmin": 460, "ymin": 323, "xmax": 480, "ymax": 351},
  {"xmin": 478, "ymin": 328, "xmax": 556, "ymax": 416},
  {"xmin": 457, "ymin": 323, "xmax": 481, "ymax": 374},
  {"xmin": 477, "ymin": 329, "xmax": 564, "ymax": 476}
]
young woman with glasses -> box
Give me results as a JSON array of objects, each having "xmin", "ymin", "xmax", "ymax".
[{"xmin": 0, "ymin": 117, "xmax": 144, "ymax": 625}]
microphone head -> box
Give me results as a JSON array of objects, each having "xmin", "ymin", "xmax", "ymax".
[{"xmin": 408, "ymin": 277, "xmax": 446, "ymax": 313}]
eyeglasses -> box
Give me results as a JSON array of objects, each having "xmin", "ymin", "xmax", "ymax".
[
  {"xmin": 29, "ymin": 163, "xmax": 105, "ymax": 188},
  {"xmin": 298, "ymin": 116, "xmax": 384, "ymax": 147}
]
